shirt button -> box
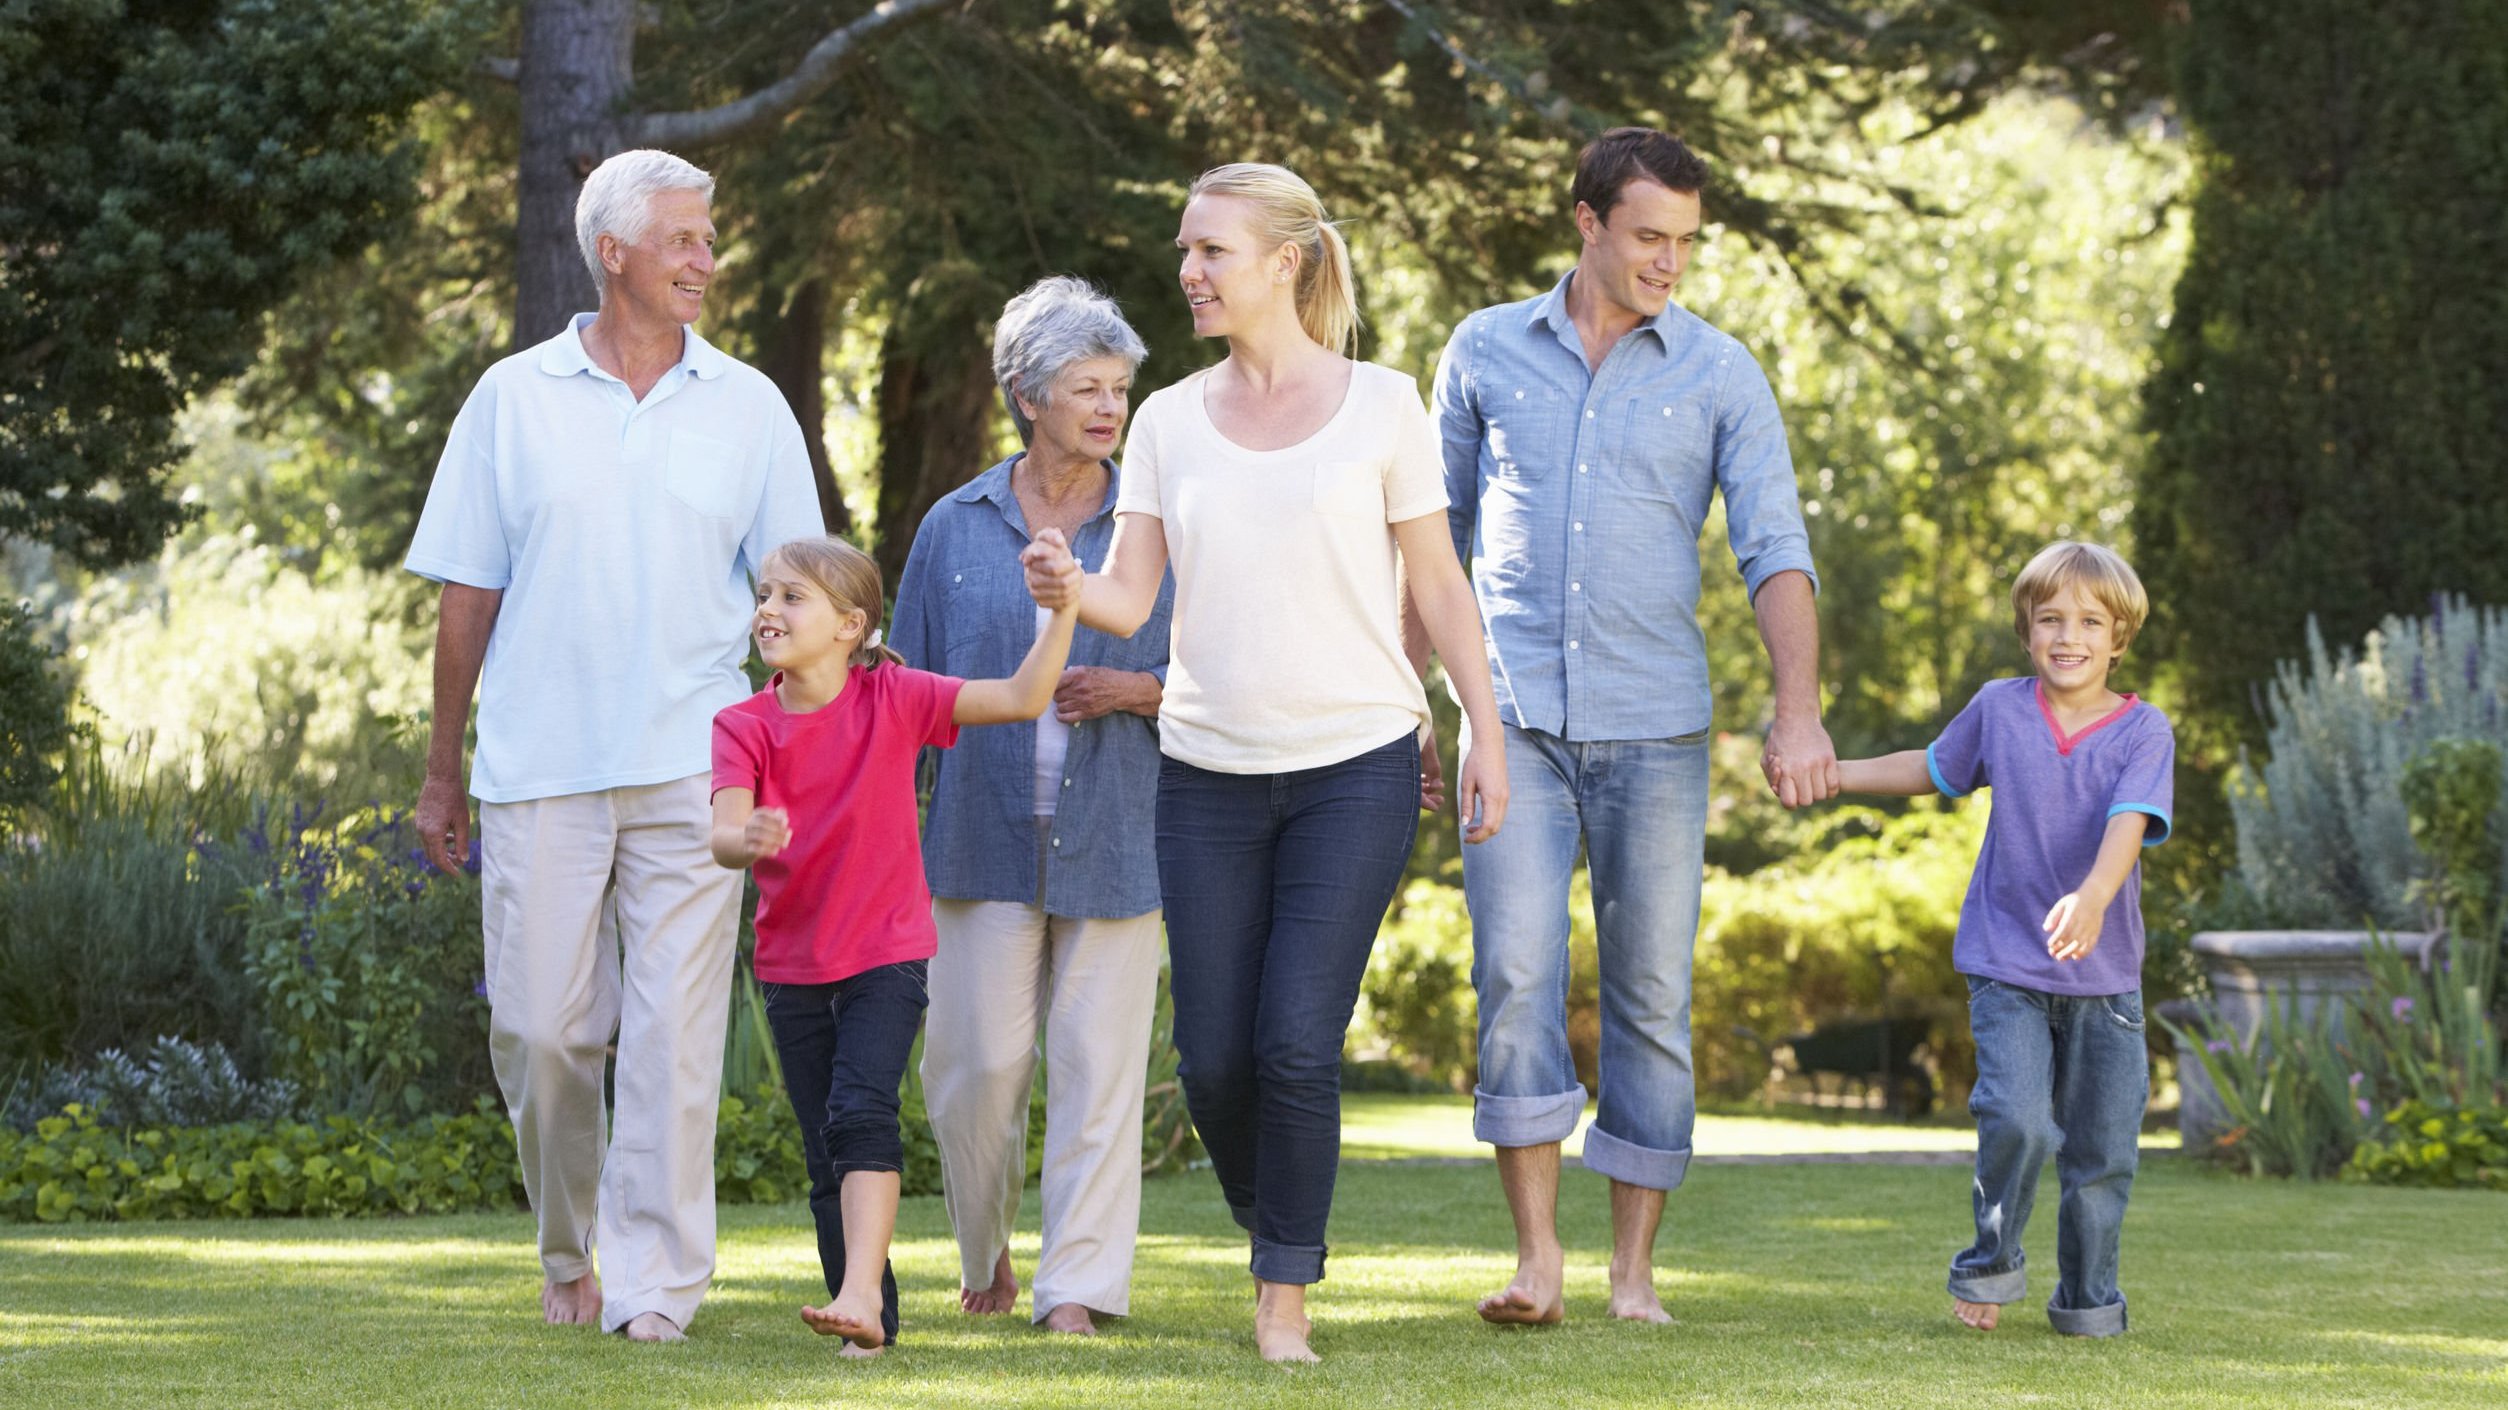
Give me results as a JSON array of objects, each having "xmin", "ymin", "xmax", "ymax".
[
  {"xmin": 1584, "ymin": 409, "xmax": 1595, "ymax": 419},
  {"xmin": 1571, "ymin": 582, "xmax": 1581, "ymax": 592},
  {"xmin": 952, "ymin": 574, "xmax": 962, "ymax": 583},
  {"xmin": 1570, "ymin": 640, "xmax": 1581, "ymax": 650},
  {"xmin": 1578, "ymin": 463, "xmax": 1588, "ymax": 473},
  {"xmin": 1062, "ymin": 778, "xmax": 1072, "ymax": 788},
  {"xmin": 1051, "ymin": 837, "xmax": 1062, "ymax": 848},
  {"xmin": 1573, "ymin": 522, "xmax": 1584, "ymax": 532}
]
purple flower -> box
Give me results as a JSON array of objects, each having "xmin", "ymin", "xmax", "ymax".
[
  {"xmin": 2356, "ymin": 1098, "xmax": 2373, "ymax": 1118},
  {"xmin": 2392, "ymin": 996, "xmax": 2416, "ymax": 1022},
  {"xmin": 2205, "ymin": 1038, "xmax": 2232, "ymax": 1053}
]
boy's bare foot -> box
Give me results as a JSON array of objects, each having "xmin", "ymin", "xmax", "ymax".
[
  {"xmin": 1477, "ymin": 1242, "xmax": 1566, "ymax": 1325},
  {"xmin": 1953, "ymin": 1297, "xmax": 2001, "ymax": 1330},
  {"xmin": 802, "ymin": 1295, "xmax": 888, "ymax": 1351},
  {"xmin": 1606, "ymin": 1253, "xmax": 1673, "ymax": 1324},
  {"xmin": 541, "ymin": 1273, "xmax": 601, "ymax": 1326},
  {"xmin": 621, "ymin": 1311, "xmax": 683, "ymax": 1343},
  {"xmin": 1254, "ymin": 1281, "xmax": 1319, "ymax": 1364},
  {"xmin": 837, "ymin": 1341, "xmax": 886, "ymax": 1359},
  {"xmin": 961, "ymin": 1248, "xmax": 1019, "ymax": 1315},
  {"xmin": 1040, "ymin": 1303, "xmax": 1097, "ymax": 1336}
]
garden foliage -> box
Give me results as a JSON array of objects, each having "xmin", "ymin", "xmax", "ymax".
[{"xmin": 3, "ymin": 1038, "xmax": 300, "ymax": 1133}]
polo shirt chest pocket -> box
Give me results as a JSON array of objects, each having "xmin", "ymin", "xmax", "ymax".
[
  {"xmin": 664, "ymin": 430, "xmax": 761, "ymax": 520},
  {"xmin": 1485, "ymin": 385, "xmax": 1572, "ymax": 481}
]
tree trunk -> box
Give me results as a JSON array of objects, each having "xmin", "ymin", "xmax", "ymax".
[
  {"xmin": 871, "ymin": 262, "xmax": 1002, "ymax": 584},
  {"xmin": 758, "ymin": 278, "xmax": 847, "ymax": 535},
  {"xmin": 515, "ymin": 0, "xmax": 634, "ymax": 347}
]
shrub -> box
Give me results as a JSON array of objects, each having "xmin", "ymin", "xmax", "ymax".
[
  {"xmin": 1352, "ymin": 879, "xmax": 1480, "ymax": 1091},
  {"xmin": 4, "ymin": 1038, "xmax": 301, "ymax": 1132},
  {"xmin": 2345, "ymin": 1100, "xmax": 2508, "ymax": 1191},
  {"xmin": 0, "ymin": 600, "xmax": 77, "ymax": 822},
  {"xmin": 2228, "ymin": 599, "xmax": 2508, "ymax": 929}
]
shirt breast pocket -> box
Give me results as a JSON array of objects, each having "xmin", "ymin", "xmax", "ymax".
[
  {"xmin": 943, "ymin": 559, "xmax": 1030, "ymax": 669},
  {"xmin": 664, "ymin": 430, "xmax": 760, "ymax": 520},
  {"xmin": 1312, "ymin": 459, "xmax": 1384, "ymax": 521},
  {"xmin": 1485, "ymin": 385, "xmax": 1570, "ymax": 481},
  {"xmin": 1613, "ymin": 396, "xmax": 1713, "ymax": 502}
]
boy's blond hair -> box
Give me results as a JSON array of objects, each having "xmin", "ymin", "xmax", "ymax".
[{"xmin": 2011, "ymin": 541, "xmax": 2148, "ymax": 655}]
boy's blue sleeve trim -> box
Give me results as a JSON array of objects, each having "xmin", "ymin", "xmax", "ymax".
[
  {"xmin": 2108, "ymin": 802, "xmax": 2172, "ymax": 846},
  {"xmin": 1926, "ymin": 743, "xmax": 1965, "ymax": 799}
]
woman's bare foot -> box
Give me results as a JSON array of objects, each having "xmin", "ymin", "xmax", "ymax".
[
  {"xmin": 1606, "ymin": 1253, "xmax": 1673, "ymax": 1324},
  {"xmin": 541, "ymin": 1273, "xmax": 601, "ymax": 1326},
  {"xmin": 1477, "ymin": 1241, "xmax": 1566, "ymax": 1325},
  {"xmin": 620, "ymin": 1311, "xmax": 683, "ymax": 1343},
  {"xmin": 961, "ymin": 1248, "xmax": 1019, "ymax": 1315},
  {"xmin": 1953, "ymin": 1297, "xmax": 2001, "ymax": 1330},
  {"xmin": 802, "ymin": 1294, "xmax": 888, "ymax": 1351},
  {"xmin": 1254, "ymin": 1280, "xmax": 1319, "ymax": 1364},
  {"xmin": 1040, "ymin": 1302, "xmax": 1097, "ymax": 1336}
]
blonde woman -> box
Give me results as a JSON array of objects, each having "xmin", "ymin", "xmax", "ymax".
[{"xmin": 1022, "ymin": 163, "xmax": 1508, "ymax": 1363}]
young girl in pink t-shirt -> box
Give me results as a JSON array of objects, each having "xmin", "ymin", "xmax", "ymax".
[{"xmin": 710, "ymin": 533, "xmax": 1078, "ymax": 1358}]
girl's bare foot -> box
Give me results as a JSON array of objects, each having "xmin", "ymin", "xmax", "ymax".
[
  {"xmin": 620, "ymin": 1311, "xmax": 683, "ymax": 1343},
  {"xmin": 961, "ymin": 1248, "xmax": 1019, "ymax": 1315},
  {"xmin": 541, "ymin": 1272, "xmax": 602, "ymax": 1325},
  {"xmin": 1040, "ymin": 1302, "xmax": 1097, "ymax": 1335},
  {"xmin": 802, "ymin": 1294, "xmax": 888, "ymax": 1351},
  {"xmin": 1953, "ymin": 1297, "xmax": 2001, "ymax": 1330},
  {"xmin": 1254, "ymin": 1280, "xmax": 1319, "ymax": 1364}
]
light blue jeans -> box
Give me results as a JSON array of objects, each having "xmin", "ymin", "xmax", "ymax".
[
  {"xmin": 1464, "ymin": 723, "xmax": 1708, "ymax": 1190},
  {"xmin": 1953, "ymin": 976, "xmax": 2148, "ymax": 1337}
]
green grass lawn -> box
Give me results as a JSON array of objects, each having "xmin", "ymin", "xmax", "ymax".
[{"xmin": 5, "ymin": 1117, "xmax": 2499, "ymax": 1409}]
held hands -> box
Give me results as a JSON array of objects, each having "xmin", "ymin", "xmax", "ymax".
[
  {"xmin": 1022, "ymin": 529, "xmax": 1082, "ymax": 611},
  {"xmin": 740, "ymin": 807, "xmax": 794, "ymax": 865},
  {"xmin": 1762, "ymin": 715, "xmax": 1841, "ymax": 808},
  {"xmin": 2043, "ymin": 888, "xmax": 2110, "ymax": 962},
  {"xmin": 1416, "ymin": 728, "xmax": 1447, "ymax": 813}
]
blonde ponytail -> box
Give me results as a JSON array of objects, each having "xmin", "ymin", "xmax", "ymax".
[{"xmin": 1189, "ymin": 162, "xmax": 1361, "ymax": 357}]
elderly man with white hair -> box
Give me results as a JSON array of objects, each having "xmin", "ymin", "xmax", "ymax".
[{"xmin": 408, "ymin": 149, "xmax": 822, "ymax": 1342}]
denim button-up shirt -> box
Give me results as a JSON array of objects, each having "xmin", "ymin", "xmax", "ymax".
[
  {"xmin": 1432, "ymin": 273, "xmax": 1818, "ymax": 741},
  {"xmin": 888, "ymin": 456, "xmax": 1175, "ymax": 919}
]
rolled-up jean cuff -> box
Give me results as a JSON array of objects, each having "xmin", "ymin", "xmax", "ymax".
[
  {"xmin": 1226, "ymin": 1201, "xmax": 1256, "ymax": 1234},
  {"xmin": 2048, "ymin": 1293, "xmax": 2128, "ymax": 1338},
  {"xmin": 1947, "ymin": 1265, "xmax": 2028, "ymax": 1304},
  {"xmin": 829, "ymin": 1159, "xmax": 902, "ymax": 1177},
  {"xmin": 1579, "ymin": 1125, "xmax": 1691, "ymax": 1191},
  {"xmin": 1250, "ymin": 1237, "xmax": 1327, "ymax": 1285},
  {"xmin": 1472, "ymin": 1084, "xmax": 1588, "ymax": 1148}
]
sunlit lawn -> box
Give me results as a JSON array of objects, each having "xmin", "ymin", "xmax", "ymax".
[{"xmin": 1, "ymin": 1104, "xmax": 2495, "ymax": 1409}]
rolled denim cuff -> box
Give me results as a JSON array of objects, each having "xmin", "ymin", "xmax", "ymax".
[
  {"xmin": 2048, "ymin": 1291, "xmax": 2128, "ymax": 1338},
  {"xmin": 1472, "ymin": 1083, "xmax": 1588, "ymax": 1148},
  {"xmin": 1580, "ymin": 1124, "xmax": 1692, "ymax": 1192},
  {"xmin": 1226, "ymin": 1200, "xmax": 1256, "ymax": 1234},
  {"xmin": 1946, "ymin": 1262, "xmax": 2028, "ymax": 1305},
  {"xmin": 1250, "ymin": 1235, "xmax": 1327, "ymax": 1285}
]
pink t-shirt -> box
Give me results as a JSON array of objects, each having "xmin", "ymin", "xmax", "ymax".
[{"xmin": 711, "ymin": 663, "xmax": 965, "ymax": 984}]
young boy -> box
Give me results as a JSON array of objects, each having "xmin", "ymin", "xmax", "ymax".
[{"xmin": 1814, "ymin": 540, "xmax": 2174, "ymax": 1337}]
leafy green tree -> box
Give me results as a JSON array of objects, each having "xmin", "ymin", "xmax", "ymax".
[
  {"xmin": 2136, "ymin": 0, "xmax": 2508, "ymax": 752},
  {"xmin": 0, "ymin": 0, "xmax": 485, "ymax": 567}
]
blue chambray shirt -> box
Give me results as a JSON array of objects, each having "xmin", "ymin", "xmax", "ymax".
[
  {"xmin": 888, "ymin": 457, "xmax": 1175, "ymax": 919},
  {"xmin": 1432, "ymin": 272, "xmax": 1819, "ymax": 741}
]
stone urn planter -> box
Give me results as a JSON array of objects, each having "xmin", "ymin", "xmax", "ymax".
[{"xmin": 2157, "ymin": 929, "xmax": 2439, "ymax": 1150}]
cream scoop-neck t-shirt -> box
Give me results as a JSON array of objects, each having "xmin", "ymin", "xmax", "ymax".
[{"xmin": 1113, "ymin": 360, "xmax": 1449, "ymax": 774}]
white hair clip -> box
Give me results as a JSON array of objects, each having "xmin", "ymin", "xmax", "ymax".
[{"xmin": 866, "ymin": 628, "xmax": 884, "ymax": 649}]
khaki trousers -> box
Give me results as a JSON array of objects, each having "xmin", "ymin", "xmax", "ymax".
[
  {"xmin": 923, "ymin": 888, "xmax": 1163, "ymax": 1321},
  {"xmin": 479, "ymin": 773, "xmax": 741, "ymax": 1334}
]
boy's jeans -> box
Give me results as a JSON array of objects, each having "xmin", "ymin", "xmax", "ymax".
[{"xmin": 1953, "ymin": 976, "xmax": 2148, "ymax": 1337}]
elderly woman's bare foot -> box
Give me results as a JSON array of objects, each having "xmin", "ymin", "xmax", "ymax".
[
  {"xmin": 541, "ymin": 1273, "xmax": 601, "ymax": 1326},
  {"xmin": 1254, "ymin": 1280, "xmax": 1319, "ymax": 1364},
  {"xmin": 802, "ymin": 1295, "xmax": 888, "ymax": 1351},
  {"xmin": 621, "ymin": 1311, "xmax": 683, "ymax": 1343},
  {"xmin": 1040, "ymin": 1302, "xmax": 1097, "ymax": 1336},
  {"xmin": 961, "ymin": 1248, "xmax": 1019, "ymax": 1315},
  {"xmin": 1953, "ymin": 1297, "xmax": 2001, "ymax": 1330}
]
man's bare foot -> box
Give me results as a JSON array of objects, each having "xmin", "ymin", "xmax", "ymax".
[
  {"xmin": 802, "ymin": 1294, "xmax": 888, "ymax": 1351},
  {"xmin": 1953, "ymin": 1297, "xmax": 2001, "ymax": 1330},
  {"xmin": 961, "ymin": 1247, "xmax": 1019, "ymax": 1316},
  {"xmin": 621, "ymin": 1311, "xmax": 683, "ymax": 1343},
  {"xmin": 1477, "ymin": 1243, "xmax": 1566, "ymax": 1326},
  {"xmin": 1254, "ymin": 1281, "xmax": 1318, "ymax": 1364},
  {"xmin": 1040, "ymin": 1302, "xmax": 1097, "ymax": 1336},
  {"xmin": 1606, "ymin": 1254, "xmax": 1673, "ymax": 1324},
  {"xmin": 541, "ymin": 1273, "xmax": 601, "ymax": 1326}
]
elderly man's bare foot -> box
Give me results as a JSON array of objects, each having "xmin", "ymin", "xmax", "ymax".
[
  {"xmin": 621, "ymin": 1311, "xmax": 683, "ymax": 1343},
  {"xmin": 802, "ymin": 1295, "xmax": 888, "ymax": 1351},
  {"xmin": 1477, "ymin": 1244, "xmax": 1565, "ymax": 1325},
  {"xmin": 1953, "ymin": 1297, "xmax": 2001, "ymax": 1330},
  {"xmin": 961, "ymin": 1248, "xmax": 1019, "ymax": 1316},
  {"xmin": 541, "ymin": 1273, "xmax": 601, "ymax": 1326},
  {"xmin": 1040, "ymin": 1303, "xmax": 1097, "ymax": 1336}
]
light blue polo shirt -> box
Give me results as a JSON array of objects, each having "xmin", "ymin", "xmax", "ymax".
[{"xmin": 406, "ymin": 313, "xmax": 824, "ymax": 804}]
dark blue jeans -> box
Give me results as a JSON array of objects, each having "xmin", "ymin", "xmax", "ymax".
[
  {"xmin": 1156, "ymin": 734, "xmax": 1420, "ymax": 1285},
  {"xmin": 1952, "ymin": 976, "xmax": 2148, "ymax": 1337},
  {"xmin": 762, "ymin": 960, "xmax": 929, "ymax": 1346}
]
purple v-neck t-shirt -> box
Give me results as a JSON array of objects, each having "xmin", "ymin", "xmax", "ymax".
[{"xmin": 1928, "ymin": 677, "xmax": 2176, "ymax": 997}]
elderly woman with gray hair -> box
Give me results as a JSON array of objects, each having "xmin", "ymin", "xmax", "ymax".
[{"xmin": 888, "ymin": 276, "xmax": 1175, "ymax": 1335}]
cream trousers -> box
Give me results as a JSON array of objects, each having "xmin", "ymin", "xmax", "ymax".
[{"xmin": 479, "ymin": 773, "xmax": 741, "ymax": 1334}]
